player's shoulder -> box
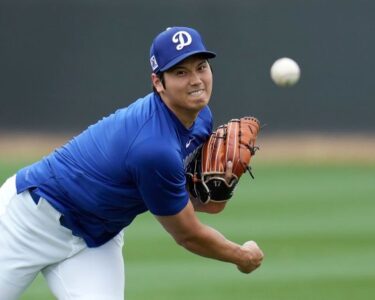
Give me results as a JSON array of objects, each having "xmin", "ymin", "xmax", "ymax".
[
  {"xmin": 129, "ymin": 123, "xmax": 180, "ymax": 159},
  {"xmin": 125, "ymin": 93, "xmax": 182, "ymax": 138},
  {"xmin": 127, "ymin": 134, "xmax": 182, "ymax": 176},
  {"xmin": 114, "ymin": 92, "xmax": 165, "ymax": 137},
  {"xmin": 117, "ymin": 92, "xmax": 158, "ymax": 120}
]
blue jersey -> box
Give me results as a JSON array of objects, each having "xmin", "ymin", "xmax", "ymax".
[{"xmin": 16, "ymin": 93, "xmax": 213, "ymax": 247}]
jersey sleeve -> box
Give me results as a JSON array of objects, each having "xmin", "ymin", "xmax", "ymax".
[{"xmin": 127, "ymin": 140, "xmax": 189, "ymax": 216}]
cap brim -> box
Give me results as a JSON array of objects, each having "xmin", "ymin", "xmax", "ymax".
[{"xmin": 159, "ymin": 51, "xmax": 216, "ymax": 72}]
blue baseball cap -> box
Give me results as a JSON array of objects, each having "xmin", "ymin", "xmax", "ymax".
[{"xmin": 150, "ymin": 26, "xmax": 216, "ymax": 74}]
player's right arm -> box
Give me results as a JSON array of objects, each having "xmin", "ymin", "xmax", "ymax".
[
  {"xmin": 155, "ymin": 201, "xmax": 264, "ymax": 274},
  {"xmin": 130, "ymin": 136, "xmax": 263, "ymax": 271}
]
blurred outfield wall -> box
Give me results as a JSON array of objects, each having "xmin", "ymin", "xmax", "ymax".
[{"xmin": 0, "ymin": 0, "xmax": 374, "ymax": 133}]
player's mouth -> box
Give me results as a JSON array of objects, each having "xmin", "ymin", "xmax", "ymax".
[{"xmin": 188, "ymin": 89, "xmax": 204, "ymax": 97}]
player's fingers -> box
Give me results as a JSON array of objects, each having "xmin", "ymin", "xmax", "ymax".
[
  {"xmin": 225, "ymin": 161, "xmax": 233, "ymax": 183},
  {"xmin": 243, "ymin": 240, "xmax": 265, "ymax": 263}
]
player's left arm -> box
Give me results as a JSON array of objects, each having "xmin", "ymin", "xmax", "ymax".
[{"xmin": 189, "ymin": 160, "xmax": 233, "ymax": 214}]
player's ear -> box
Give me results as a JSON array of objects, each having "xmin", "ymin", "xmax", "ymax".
[{"xmin": 151, "ymin": 73, "xmax": 165, "ymax": 93}]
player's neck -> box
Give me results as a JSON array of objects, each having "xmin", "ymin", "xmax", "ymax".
[
  {"xmin": 176, "ymin": 112, "xmax": 196, "ymax": 129},
  {"xmin": 164, "ymin": 102, "xmax": 197, "ymax": 129},
  {"xmin": 172, "ymin": 108, "xmax": 197, "ymax": 128}
]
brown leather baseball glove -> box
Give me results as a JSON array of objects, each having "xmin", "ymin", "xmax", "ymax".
[{"xmin": 186, "ymin": 116, "xmax": 260, "ymax": 203}]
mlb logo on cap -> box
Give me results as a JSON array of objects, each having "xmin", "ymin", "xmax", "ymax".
[{"xmin": 150, "ymin": 26, "xmax": 216, "ymax": 74}]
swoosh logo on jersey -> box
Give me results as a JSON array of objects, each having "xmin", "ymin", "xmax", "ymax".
[{"xmin": 186, "ymin": 138, "xmax": 195, "ymax": 148}]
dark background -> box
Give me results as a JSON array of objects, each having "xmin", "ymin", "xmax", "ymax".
[{"xmin": 1, "ymin": 0, "xmax": 374, "ymax": 134}]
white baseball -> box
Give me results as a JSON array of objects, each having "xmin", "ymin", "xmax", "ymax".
[{"xmin": 270, "ymin": 57, "xmax": 300, "ymax": 87}]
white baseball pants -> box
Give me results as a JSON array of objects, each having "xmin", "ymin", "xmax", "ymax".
[{"xmin": 0, "ymin": 176, "xmax": 125, "ymax": 300}]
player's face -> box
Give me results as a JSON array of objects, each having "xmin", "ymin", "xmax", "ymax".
[{"xmin": 153, "ymin": 55, "xmax": 213, "ymax": 126}]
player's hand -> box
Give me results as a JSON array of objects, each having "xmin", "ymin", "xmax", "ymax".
[{"xmin": 237, "ymin": 240, "xmax": 264, "ymax": 274}]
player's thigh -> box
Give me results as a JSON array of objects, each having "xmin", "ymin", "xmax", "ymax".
[
  {"xmin": 0, "ymin": 177, "xmax": 42, "ymax": 298},
  {"xmin": 0, "ymin": 176, "xmax": 87, "ymax": 299},
  {"xmin": 0, "ymin": 279, "xmax": 34, "ymax": 300},
  {"xmin": 0, "ymin": 235, "xmax": 37, "ymax": 300},
  {"xmin": 43, "ymin": 232, "xmax": 125, "ymax": 300}
]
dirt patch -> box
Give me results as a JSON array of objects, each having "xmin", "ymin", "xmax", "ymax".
[
  {"xmin": 0, "ymin": 132, "xmax": 73, "ymax": 160},
  {"xmin": 258, "ymin": 133, "xmax": 375, "ymax": 163},
  {"xmin": 1, "ymin": 131, "xmax": 374, "ymax": 163}
]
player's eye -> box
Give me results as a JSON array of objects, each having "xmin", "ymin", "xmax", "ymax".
[
  {"xmin": 174, "ymin": 69, "xmax": 187, "ymax": 76},
  {"xmin": 198, "ymin": 62, "xmax": 208, "ymax": 72}
]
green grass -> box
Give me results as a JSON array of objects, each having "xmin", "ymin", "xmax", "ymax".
[{"xmin": 1, "ymin": 159, "xmax": 374, "ymax": 300}]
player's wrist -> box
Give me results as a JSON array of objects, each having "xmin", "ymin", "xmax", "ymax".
[{"xmin": 190, "ymin": 196, "xmax": 227, "ymax": 213}]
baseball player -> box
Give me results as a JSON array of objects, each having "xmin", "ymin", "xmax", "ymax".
[{"xmin": 0, "ymin": 26, "xmax": 264, "ymax": 299}]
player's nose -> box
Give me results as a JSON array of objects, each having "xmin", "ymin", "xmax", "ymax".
[{"xmin": 189, "ymin": 71, "xmax": 203, "ymax": 85}]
